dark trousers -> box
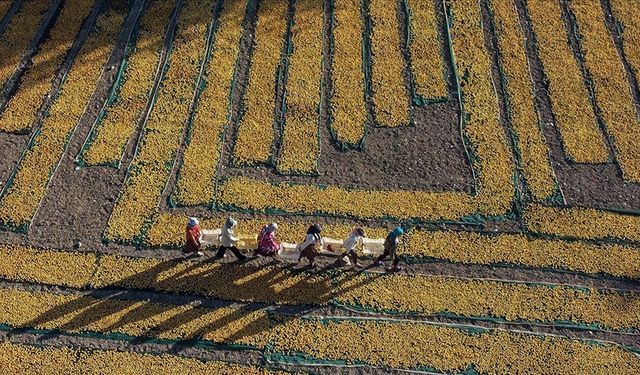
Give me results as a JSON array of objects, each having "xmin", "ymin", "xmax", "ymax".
[
  {"xmin": 216, "ymin": 246, "xmax": 246, "ymax": 260},
  {"xmin": 299, "ymin": 244, "xmax": 319, "ymax": 265},
  {"xmin": 376, "ymin": 246, "xmax": 399, "ymax": 267},
  {"xmin": 345, "ymin": 249, "xmax": 358, "ymax": 265}
]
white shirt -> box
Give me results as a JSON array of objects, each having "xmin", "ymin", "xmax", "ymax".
[
  {"xmin": 221, "ymin": 226, "xmax": 239, "ymax": 247},
  {"xmin": 342, "ymin": 233, "xmax": 362, "ymax": 252},
  {"xmin": 299, "ymin": 233, "xmax": 322, "ymax": 250}
]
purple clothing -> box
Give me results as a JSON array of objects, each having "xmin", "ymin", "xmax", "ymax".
[{"xmin": 257, "ymin": 226, "xmax": 279, "ymax": 256}]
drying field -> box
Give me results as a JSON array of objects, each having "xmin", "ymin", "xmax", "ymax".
[{"xmin": 0, "ymin": 0, "xmax": 639, "ymax": 373}]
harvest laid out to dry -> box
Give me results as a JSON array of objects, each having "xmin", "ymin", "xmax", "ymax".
[{"xmin": 0, "ymin": 0, "xmax": 639, "ymax": 373}]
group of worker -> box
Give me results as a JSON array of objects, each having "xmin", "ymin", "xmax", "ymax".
[{"xmin": 183, "ymin": 217, "xmax": 404, "ymax": 271}]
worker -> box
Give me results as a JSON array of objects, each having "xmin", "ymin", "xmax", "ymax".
[
  {"xmin": 255, "ymin": 222, "xmax": 280, "ymax": 258},
  {"xmin": 298, "ymin": 224, "xmax": 323, "ymax": 267},
  {"xmin": 183, "ymin": 217, "xmax": 204, "ymax": 257},
  {"xmin": 342, "ymin": 227, "xmax": 365, "ymax": 268},
  {"xmin": 214, "ymin": 217, "xmax": 247, "ymax": 262},
  {"xmin": 372, "ymin": 227, "xmax": 403, "ymax": 271}
]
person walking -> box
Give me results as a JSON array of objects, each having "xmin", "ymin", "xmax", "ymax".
[
  {"xmin": 372, "ymin": 227, "xmax": 404, "ymax": 271},
  {"xmin": 298, "ymin": 224, "xmax": 323, "ymax": 267},
  {"xmin": 255, "ymin": 222, "xmax": 280, "ymax": 258},
  {"xmin": 342, "ymin": 227, "xmax": 365, "ymax": 268},
  {"xmin": 214, "ymin": 217, "xmax": 247, "ymax": 261},
  {"xmin": 183, "ymin": 217, "xmax": 204, "ymax": 257}
]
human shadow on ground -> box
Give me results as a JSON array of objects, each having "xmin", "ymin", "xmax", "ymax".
[{"xmin": 14, "ymin": 253, "xmax": 383, "ymax": 348}]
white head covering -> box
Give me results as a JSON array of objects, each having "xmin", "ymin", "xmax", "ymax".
[{"xmin": 187, "ymin": 217, "xmax": 199, "ymax": 228}]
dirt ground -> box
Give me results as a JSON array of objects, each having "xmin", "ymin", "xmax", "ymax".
[{"xmin": 0, "ymin": 0, "xmax": 639, "ymax": 372}]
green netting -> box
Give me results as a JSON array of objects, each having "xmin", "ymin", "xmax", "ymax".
[
  {"xmin": 169, "ymin": 0, "xmax": 232, "ymax": 208},
  {"xmin": 271, "ymin": 0, "xmax": 323, "ymax": 177},
  {"xmin": 0, "ymin": 0, "xmax": 108, "ymax": 235},
  {"xmin": 328, "ymin": 299, "xmax": 639, "ymax": 335},
  {"xmin": 0, "ymin": 0, "xmax": 23, "ymax": 40},
  {"xmin": 402, "ymin": 0, "xmax": 448, "ymax": 106},
  {"xmin": 0, "ymin": 323, "xmax": 258, "ymax": 352},
  {"xmin": 226, "ymin": 0, "xmax": 292, "ymax": 173},
  {"xmin": 324, "ymin": 0, "xmax": 367, "ymax": 151},
  {"xmin": 75, "ymin": 6, "xmax": 141, "ymax": 169},
  {"xmin": 101, "ymin": 0, "xmax": 184, "ymax": 247},
  {"xmin": 484, "ymin": 0, "xmax": 561, "ymax": 212}
]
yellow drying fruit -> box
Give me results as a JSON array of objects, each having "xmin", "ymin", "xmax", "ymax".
[
  {"xmin": 175, "ymin": 0, "xmax": 247, "ymax": 205},
  {"xmin": 233, "ymin": 0, "xmax": 288, "ymax": 165},
  {"xmin": 490, "ymin": 0, "xmax": 556, "ymax": 200},
  {"xmin": 105, "ymin": 0, "xmax": 213, "ymax": 242},
  {"xmin": 330, "ymin": 0, "xmax": 367, "ymax": 146},
  {"xmin": 276, "ymin": 0, "xmax": 324, "ymax": 174},
  {"xmin": 82, "ymin": 0, "xmax": 176, "ymax": 166},
  {"xmin": 0, "ymin": 0, "xmax": 125, "ymax": 229},
  {"xmin": 369, "ymin": 0, "xmax": 410, "ymax": 126},
  {"xmin": 407, "ymin": 229, "xmax": 640, "ymax": 278},
  {"xmin": 0, "ymin": 0, "xmax": 95, "ymax": 133},
  {"xmin": 526, "ymin": 0, "xmax": 608, "ymax": 163},
  {"xmin": 270, "ymin": 317, "xmax": 640, "ymax": 372},
  {"xmin": 525, "ymin": 204, "xmax": 640, "ymax": 242},
  {"xmin": 218, "ymin": 0, "xmax": 514, "ymax": 220},
  {"xmin": 0, "ymin": 244, "xmax": 97, "ymax": 288},
  {"xmin": 0, "ymin": 0, "xmax": 53, "ymax": 90},
  {"xmin": 0, "ymin": 288, "xmax": 270, "ymax": 347},
  {"xmin": 610, "ymin": 0, "xmax": 640, "ymax": 83},
  {"xmin": 569, "ymin": 0, "xmax": 640, "ymax": 182},
  {"xmin": 0, "ymin": 245, "xmax": 637, "ymax": 330},
  {"xmin": 406, "ymin": 0, "xmax": 447, "ymax": 100},
  {"xmin": 0, "ymin": 342, "xmax": 290, "ymax": 374}
]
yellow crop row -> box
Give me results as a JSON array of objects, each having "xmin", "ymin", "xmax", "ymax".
[
  {"xmin": 334, "ymin": 272, "xmax": 640, "ymax": 330},
  {"xmin": 491, "ymin": 0, "xmax": 556, "ymax": 201},
  {"xmin": 406, "ymin": 0, "xmax": 447, "ymax": 100},
  {"xmin": 218, "ymin": 176, "xmax": 475, "ymax": 220},
  {"xmin": 0, "ymin": 244, "xmax": 638, "ymax": 329},
  {"xmin": 526, "ymin": 0, "xmax": 608, "ymax": 163},
  {"xmin": 220, "ymin": 0, "xmax": 511, "ymax": 220},
  {"xmin": 0, "ymin": 342, "xmax": 288, "ymax": 374},
  {"xmin": 330, "ymin": 0, "xmax": 367, "ymax": 147},
  {"xmin": 610, "ymin": 0, "xmax": 640, "ymax": 84},
  {"xmin": 0, "ymin": 0, "xmax": 11, "ymax": 20},
  {"xmin": 1, "ymin": 309, "xmax": 638, "ymax": 374},
  {"xmin": 232, "ymin": 0, "xmax": 288, "ymax": 166},
  {"xmin": 105, "ymin": 0, "xmax": 212, "ymax": 242},
  {"xmin": 407, "ymin": 229, "xmax": 640, "ymax": 279},
  {"xmin": 0, "ymin": 0, "xmax": 52, "ymax": 90},
  {"xmin": 174, "ymin": 0, "xmax": 247, "ymax": 206},
  {"xmin": 276, "ymin": 0, "xmax": 323, "ymax": 174},
  {"xmin": 569, "ymin": 0, "xmax": 640, "ymax": 182},
  {"xmin": 448, "ymin": 0, "xmax": 514, "ymax": 214},
  {"xmin": 82, "ymin": 0, "xmax": 176, "ymax": 167},
  {"xmin": 525, "ymin": 204, "xmax": 640, "ymax": 242},
  {"xmin": 271, "ymin": 317, "xmax": 640, "ymax": 373},
  {"xmin": 0, "ymin": 244, "xmax": 96, "ymax": 287},
  {"xmin": 0, "ymin": 0, "xmax": 95, "ymax": 133},
  {"xmin": 0, "ymin": 2, "xmax": 124, "ymax": 229},
  {"xmin": 145, "ymin": 212, "xmax": 388, "ymax": 247},
  {"xmin": 368, "ymin": 0, "xmax": 409, "ymax": 127},
  {"xmin": 0, "ymin": 288, "xmax": 271, "ymax": 347},
  {"xmin": 148, "ymin": 213, "xmax": 640, "ymax": 279}
]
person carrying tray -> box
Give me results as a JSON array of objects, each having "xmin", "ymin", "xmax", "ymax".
[
  {"xmin": 341, "ymin": 227, "xmax": 365, "ymax": 268},
  {"xmin": 297, "ymin": 224, "xmax": 323, "ymax": 268},
  {"xmin": 182, "ymin": 217, "xmax": 204, "ymax": 257},
  {"xmin": 255, "ymin": 222, "xmax": 281, "ymax": 258},
  {"xmin": 214, "ymin": 217, "xmax": 247, "ymax": 262},
  {"xmin": 372, "ymin": 227, "xmax": 404, "ymax": 271}
]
